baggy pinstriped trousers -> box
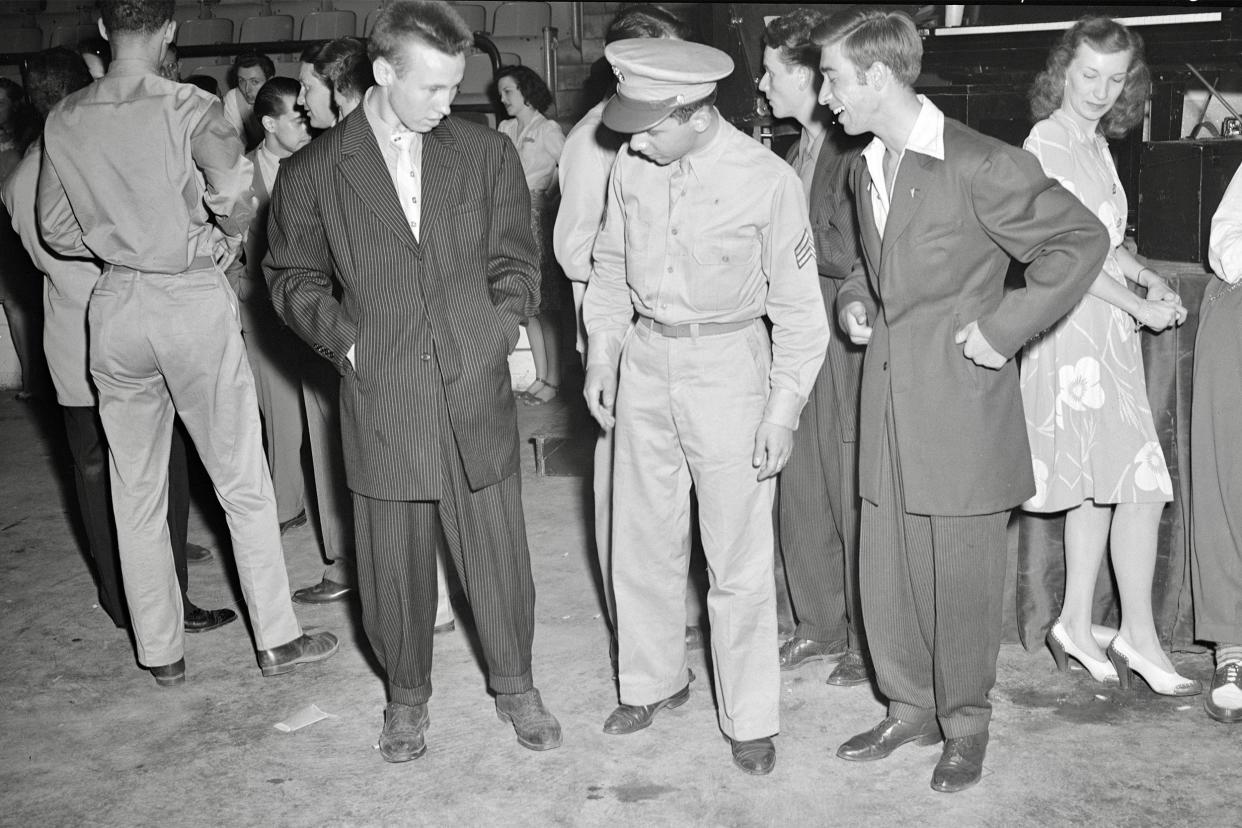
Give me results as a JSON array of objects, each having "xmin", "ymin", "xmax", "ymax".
[
  {"xmin": 861, "ymin": 395, "xmax": 1008, "ymax": 739},
  {"xmin": 351, "ymin": 396, "xmax": 535, "ymax": 708}
]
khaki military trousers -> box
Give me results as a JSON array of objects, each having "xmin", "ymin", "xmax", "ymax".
[
  {"xmin": 89, "ymin": 265, "xmax": 300, "ymax": 667},
  {"xmin": 612, "ymin": 320, "xmax": 779, "ymax": 741}
]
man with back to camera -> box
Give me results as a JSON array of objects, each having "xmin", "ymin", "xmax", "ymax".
[
  {"xmin": 582, "ymin": 38, "xmax": 830, "ymax": 775},
  {"xmin": 758, "ymin": 7, "xmax": 872, "ymax": 688},
  {"xmin": 4, "ymin": 45, "xmax": 233, "ymax": 635},
  {"xmin": 815, "ymin": 7, "xmax": 1107, "ymax": 792},
  {"xmin": 265, "ymin": 0, "xmax": 560, "ymax": 762},
  {"xmin": 37, "ymin": 0, "xmax": 338, "ymax": 687}
]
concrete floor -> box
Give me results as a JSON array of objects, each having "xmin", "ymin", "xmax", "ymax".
[{"xmin": 0, "ymin": 388, "xmax": 1236, "ymax": 827}]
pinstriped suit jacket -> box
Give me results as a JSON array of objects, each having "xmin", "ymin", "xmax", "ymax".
[{"xmin": 264, "ymin": 108, "xmax": 540, "ymax": 500}]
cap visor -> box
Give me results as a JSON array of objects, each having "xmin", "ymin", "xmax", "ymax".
[{"xmin": 602, "ymin": 94, "xmax": 675, "ymax": 134}]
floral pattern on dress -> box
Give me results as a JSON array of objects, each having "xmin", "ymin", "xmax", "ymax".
[{"xmin": 1019, "ymin": 110, "xmax": 1172, "ymax": 511}]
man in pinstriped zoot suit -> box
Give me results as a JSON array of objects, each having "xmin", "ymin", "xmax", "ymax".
[{"xmin": 264, "ymin": 0, "xmax": 562, "ymax": 763}]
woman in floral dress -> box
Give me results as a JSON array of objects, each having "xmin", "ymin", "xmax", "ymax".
[{"xmin": 1021, "ymin": 17, "xmax": 1199, "ymax": 695}]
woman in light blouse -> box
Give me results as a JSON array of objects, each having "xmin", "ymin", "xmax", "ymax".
[
  {"xmin": 496, "ymin": 65, "xmax": 566, "ymax": 405},
  {"xmin": 1020, "ymin": 16, "xmax": 1198, "ymax": 696}
]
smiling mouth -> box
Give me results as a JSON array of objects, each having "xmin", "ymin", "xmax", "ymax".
[{"xmin": 831, "ymin": 106, "xmax": 846, "ymax": 117}]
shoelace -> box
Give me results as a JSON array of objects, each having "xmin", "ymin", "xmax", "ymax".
[{"xmin": 1222, "ymin": 662, "xmax": 1241, "ymax": 686}]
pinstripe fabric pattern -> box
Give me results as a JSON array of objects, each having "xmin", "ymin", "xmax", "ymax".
[
  {"xmin": 862, "ymin": 402, "xmax": 1008, "ymax": 739},
  {"xmin": 265, "ymin": 106, "xmax": 540, "ymax": 501},
  {"xmin": 352, "ymin": 390, "xmax": 534, "ymax": 707},
  {"xmin": 779, "ymin": 133, "xmax": 867, "ymax": 649}
]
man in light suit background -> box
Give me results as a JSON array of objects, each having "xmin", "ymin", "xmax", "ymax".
[
  {"xmin": 265, "ymin": 0, "xmax": 560, "ymax": 763},
  {"xmin": 817, "ymin": 7, "xmax": 1108, "ymax": 792}
]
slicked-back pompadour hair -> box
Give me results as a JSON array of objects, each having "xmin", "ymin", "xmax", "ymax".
[
  {"xmin": 812, "ymin": 6, "xmax": 922, "ymax": 88},
  {"xmin": 368, "ymin": 0, "xmax": 473, "ymax": 75}
]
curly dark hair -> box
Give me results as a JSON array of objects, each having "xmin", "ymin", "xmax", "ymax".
[
  {"xmin": 764, "ymin": 7, "xmax": 827, "ymax": 73},
  {"xmin": 99, "ymin": 0, "xmax": 175, "ymax": 35},
  {"xmin": 494, "ymin": 65, "xmax": 553, "ymax": 115},
  {"xmin": 1029, "ymin": 16, "xmax": 1151, "ymax": 139}
]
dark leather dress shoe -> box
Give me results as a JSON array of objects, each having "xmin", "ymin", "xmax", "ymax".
[
  {"xmin": 779, "ymin": 636, "xmax": 847, "ymax": 671},
  {"xmin": 931, "ymin": 732, "xmax": 988, "ymax": 793},
  {"xmin": 184, "ymin": 542, "xmax": 213, "ymax": 563},
  {"xmin": 1204, "ymin": 661, "xmax": 1242, "ymax": 724},
  {"xmin": 603, "ymin": 680, "xmax": 691, "ymax": 735},
  {"xmin": 826, "ymin": 650, "xmax": 870, "ymax": 687},
  {"xmin": 837, "ymin": 716, "xmax": 941, "ymax": 761},
  {"xmin": 292, "ymin": 577, "xmax": 353, "ymax": 604},
  {"xmin": 730, "ymin": 736, "xmax": 776, "ymax": 775},
  {"xmin": 496, "ymin": 688, "xmax": 562, "ymax": 751},
  {"xmin": 279, "ymin": 510, "xmax": 307, "ymax": 535},
  {"xmin": 184, "ymin": 601, "xmax": 237, "ymax": 633},
  {"xmin": 150, "ymin": 657, "xmax": 186, "ymax": 687},
  {"xmin": 380, "ymin": 702, "xmax": 429, "ymax": 762},
  {"xmin": 257, "ymin": 631, "xmax": 339, "ymax": 677}
]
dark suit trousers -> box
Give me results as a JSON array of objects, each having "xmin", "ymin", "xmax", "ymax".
[
  {"xmin": 779, "ymin": 279, "xmax": 864, "ymax": 648},
  {"xmin": 352, "ymin": 423, "xmax": 535, "ymax": 707},
  {"xmin": 62, "ymin": 406, "xmax": 192, "ymax": 627},
  {"xmin": 861, "ymin": 397, "xmax": 1008, "ymax": 739}
]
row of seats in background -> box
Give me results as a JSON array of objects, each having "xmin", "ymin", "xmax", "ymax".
[
  {"xmin": 0, "ymin": 0, "xmax": 551, "ymax": 50},
  {"xmin": 0, "ymin": 0, "xmax": 556, "ymax": 116}
]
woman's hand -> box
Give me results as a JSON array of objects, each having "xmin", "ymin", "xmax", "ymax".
[
  {"xmin": 1133, "ymin": 298, "xmax": 1181, "ymax": 332},
  {"xmin": 1142, "ymin": 272, "xmax": 1189, "ymax": 325}
]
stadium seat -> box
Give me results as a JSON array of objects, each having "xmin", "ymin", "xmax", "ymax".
[
  {"xmin": 177, "ymin": 17, "xmax": 234, "ymax": 47},
  {"xmin": 449, "ymin": 3, "xmax": 487, "ymax": 34},
  {"xmin": 301, "ymin": 10, "xmax": 357, "ymax": 40},
  {"xmin": 49, "ymin": 23, "xmax": 100, "ymax": 49},
  {"xmin": 492, "ymin": 2, "xmax": 550, "ymax": 37},
  {"xmin": 239, "ymin": 14, "xmax": 295, "ymax": 43}
]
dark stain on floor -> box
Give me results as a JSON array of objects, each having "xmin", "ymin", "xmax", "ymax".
[{"xmin": 610, "ymin": 783, "xmax": 676, "ymax": 803}]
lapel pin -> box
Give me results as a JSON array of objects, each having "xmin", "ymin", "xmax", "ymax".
[{"xmin": 910, "ymin": 187, "xmax": 919, "ymax": 198}]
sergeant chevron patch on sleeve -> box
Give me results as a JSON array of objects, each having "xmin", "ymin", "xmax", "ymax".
[{"xmin": 795, "ymin": 229, "xmax": 815, "ymax": 268}]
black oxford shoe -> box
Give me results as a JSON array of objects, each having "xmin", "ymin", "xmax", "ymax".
[
  {"xmin": 292, "ymin": 577, "xmax": 352, "ymax": 604},
  {"xmin": 826, "ymin": 650, "xmax": 870, "ymax": 687},
  {"xmin": 257, "ymin": 631, "xmax": 339, "ymax": 677},
  {"xmin": 730, "ymin": 736, "xmax": 776, "ymax": 775},
  {"xmin": 184, "ymin": 601, "xmax": 237, "ymax": 633},
  {"xmin": 379, "ymin": 702, "xmax": 429, "ymax": 763},
  {"xmin": 837, "ymin": 716, "xmax": 941, "ymax": 761},
  {"xmin": 603, "ymin": 680, "xmax": 692, "ymax": 735},
  {"xmin": 931, "ymin": 732, "xmax": 988, "ymax": 793},
  {"xmin": 779, "ymin": 636, "xmax": 848, "ymax": 671}
]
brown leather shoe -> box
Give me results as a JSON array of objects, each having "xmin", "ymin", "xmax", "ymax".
[
  {"xmin": 257, "ymin": 631, "xmax": 339, "ymax": 677},
  {"xmin": 730, "ymin": 736, "xmax": 776, "ymax": 775},
  {"xmin": 149, "ymin": 657, "xmax": 185, "ymax": 687},
  {"xmin": 931, "ymin": 732, "xmax": 988, "ymax": 793},
  {"xmin": 779, "ymin": 636, "xmax": 847, "ymax": 671},
  {"xmin": 292, "ymin": 577, "xmax": 353, "ymax": 604},
  {"xmin": 379, "ymin": 702, "xmax": 429, "ymax": 762},
  {"xmin": 496, "ymin": 688, "xmax": 562, "ymax": 751},
  {"xmin": 837, "ymin": 716, "xmax": 941, "ymax": 761},
  {"xmin": 826, "ymin": 650, "xmax": 870, "ymax": 687},
  {"xmin": 603, "ymin": 680, "xmax": 692, "ymax": 735}
]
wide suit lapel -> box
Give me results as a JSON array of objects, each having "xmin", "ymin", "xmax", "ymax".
[
  {"xmin": 853, "ymin": 160, "xmax": 881, "ymax": 282},
  {"xmin": 336, "ymin": 108, "xmax": 422, "ymax": 256},
  {"xmin": 879, "ymin": 153, "xmax": 934, "ymax": 264}
]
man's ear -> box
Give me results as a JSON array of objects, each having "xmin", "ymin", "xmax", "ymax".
[
  {"xmin": 97, "ymin": 17, "xmax": 108, "ymax": 42},
  {"xmin": 373, "ymin": 56, "xmax": 395, "ymax": 87},
  {"xmin": 796, "ymin": 64, "xmax": 814, "ymax": 91},
  {"xmin": 261, "ymin": 113, "xmax": 277, "ymax": 135},
  {"xmin": 163, "ymin": 19, "xmax": 177, "ymax": 45},
  {"xmin": 690, "ymin": 105, "xmax": 713, "ymax": 134},
  {"xmin": 864, "ymin": 61, "xmax": 889, "ymax": 89}
]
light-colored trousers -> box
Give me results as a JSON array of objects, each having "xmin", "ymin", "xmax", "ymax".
[
  {"xmin": 239, "ymin": 274, "xmax": 306, "ymax": 524},
  {"xmin": 89, "ymin": 265, "xmax": 300, "ymax": 667},
  {"xmin": 612, "ymin": 321, "xmax": 779, "ymax": 741}
]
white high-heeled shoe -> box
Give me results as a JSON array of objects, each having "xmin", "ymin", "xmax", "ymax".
[
  {"xmin": 1046, "ymin": 619, "xmax": 1119, "ymax": 683},
  {"xmin": 1106, "ymin": 635, "xmax": 1202, "ymax": 696}
]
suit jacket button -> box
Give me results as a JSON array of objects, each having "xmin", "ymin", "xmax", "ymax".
[
  {"xmin": 420, "ymin": 353, "xmax": 431, "ymax": 362},
  {"xmin": 883, "ymin": 361, "xmax": 888, "ymax": 370}
]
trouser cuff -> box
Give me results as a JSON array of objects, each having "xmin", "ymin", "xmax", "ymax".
[
  {"xmin": 888, "ymin": 701, "xmax": 936, "ymax": 726},
  {"xmin": 390, "ymin": 679, "xmax": 433, "ymax": 707},
  {"xmin": 489, "ymin": 669, "xmax": 533, "ymax": 697},
  {"xmin": 939, "ymin": 713, "xmax": 991, "ymax": 740}
]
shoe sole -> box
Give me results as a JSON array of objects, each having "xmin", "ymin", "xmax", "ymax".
[
  {"xmin": 154, "ymin": 673, "xmax": 185, "ymax": 687},
  {"xmin": 837, "ymin": 731, "xmax": 941, "ymax": 762},
  {"xmin": 184, "ymin": 613, "xmax": 238, "ymax": 634},
  {"xmin": 825, "ymin": 674, "xmax": 870, "ymax": 687},
  {"xmin": 380, "ymin": 742, "xmax": 428, "ymax": 762},
  {"xmin": 260, "ymin": 639, "xmax": 341, "ymax": 677},
  {"xmin": 1204, "ymin": 698, "xmax": 1242, "ymax": 724},
  {"xmin": 931, "ymin": 774, "xmax": 982, "ymax": 793},
  {"xmin": 495, "ymin": 710, "xmax": 563, "ymax": 751},
  {"xmin": 780, "ymin": 650, "xmax": 848, "ymax": 672}
]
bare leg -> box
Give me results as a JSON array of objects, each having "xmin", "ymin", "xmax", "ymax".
[
  {"xmin": 1110, "ymin": 501, "xmax": 1175, "ymax": 671},
  {"xmin": 1061, "ymin": 500, "xmax": 1112, "ymax": 660},
  {"xmin": 3, "ymin": 301, "xmax": 35, "ymax": 396},
  {"xmin": 525, "ymin": 316, "xmax": 559, "ymax": 402}
]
